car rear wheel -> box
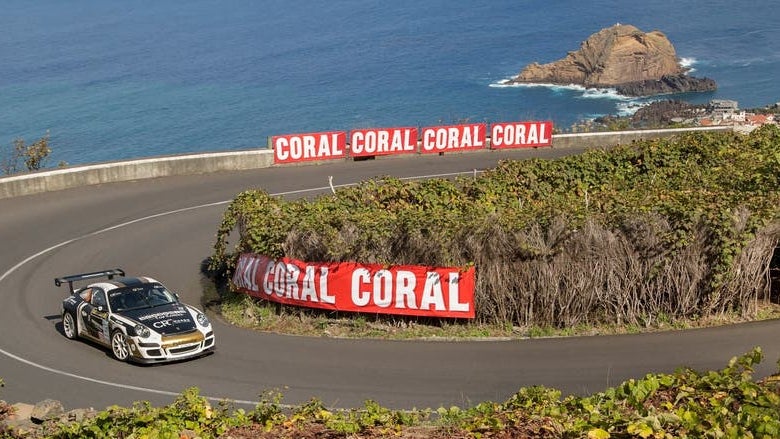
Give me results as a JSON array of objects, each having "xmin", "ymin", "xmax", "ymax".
[
  {"xmin": 111, "ymin": 330, "xmax": 131, "ymax": 362},
  {"xmin": 62, "ymin": 311, "xmax": 78, "ymax": 339}
]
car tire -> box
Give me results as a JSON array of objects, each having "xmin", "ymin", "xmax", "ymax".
[
  {"xmin": 62, "ymin": 311, "xmax": 79, "ymax": 340},
  {"xmin": 110, "ymin": 330, "xmax": 131, "ymax": 362}
]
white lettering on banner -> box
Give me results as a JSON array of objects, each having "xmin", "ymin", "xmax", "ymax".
[
  {"xmin": 234, "ymin": 255, "xmax": 259, "ymax": 292},
  {"xmin": 447, "ymin": 272, "xmax": 469, "ymax": 312},
  {"xmin": 283, "ymin": 263, "xmax": 300, "ymax": 299},
  {"xmin": 319, "ymin": 267, "xmax": 334, "ymax": 304},
  {"xmin": 419, "ymin": 272, "xmax": 468, "ymax": 311},
  {"xmin": 350, "ymin": 269, "xmax": 466, "ymax": 312},
  {"xmin": 351, "ymin": 268, "xmax": 371, "ymax": 306},
  {"xmin": 350, "ymin": 128, "xmax": 417, "ymax": 156},
  {"xmin": 301, "ymin": 265, "xmax": 318, "ymax": 302},
  {"xmin": 421, "ymin": 124, "xmax": 485, "ymax": 152},
  {"xmin": 353, "ymin": 268, "xmax": 401, "ymax": 308},
  {"xmin": 490, "ymin": 122, "xmax": 552, "ymax": 148},
  {"xmin": 262, "ymin": 261, "xmax": 274, "ymax": 296},
  {"xmin": 420, "ymin": 272, "xmax": 445, "ymax": 310},
  {"xmin": 272, "ymin": 263, "xmax": 289, "ymax": 298},
  {"xmin": 280, "ymin": 263, "xmax": 298, "ymax": 299},
  {"xmin": 273, "ymin": 132, "xmax": 345, "ymax": 162},
  {"xmin": 375, "ymin": 270, "xmax": 392, "ymax": 308},
  {"xmin": 395, "ymin": 271, "xmax": 417, "ymax": 310},
  {"xmin": 261, "ymin": 260, "xmax": 333, "ymax": 304}
]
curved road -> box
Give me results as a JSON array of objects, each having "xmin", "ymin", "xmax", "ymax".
[{"xmin": 1, "ymin": 149, "xmax": 779, "ymax": 411}]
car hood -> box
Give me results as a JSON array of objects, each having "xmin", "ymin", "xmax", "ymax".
[{"xmin": 119, "ymin": 303, "xmax": 197, "ymax": 335}]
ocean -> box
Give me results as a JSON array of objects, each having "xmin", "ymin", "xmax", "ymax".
[{"xmin": 1, "ymin": 0, "xmax": 779, "ymax": 166}]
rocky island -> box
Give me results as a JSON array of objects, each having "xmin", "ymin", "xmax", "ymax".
[{"xmin": 506, "ymin": 24, "xmax": 717, "ymax": 97}]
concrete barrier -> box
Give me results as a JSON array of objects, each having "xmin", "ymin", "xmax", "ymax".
[
  {"xmin": 550, "ymin": 126, "xmax": 732, "ymax": 149},
  {"xmin": 0, "ymin": 149, "xmax": 275, "ymax": 199},
  {"xmin": 0, "ymin": 126, "xmax": 732, "ymax": 199}
]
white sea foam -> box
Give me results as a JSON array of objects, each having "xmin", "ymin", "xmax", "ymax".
[
  {"xmin": 679, "ymin": 57, "xmax": 697, "ymax": 68},
  {"xmin": 616, "ymin": 99, "xmax": 654, "ymax": 117},
  {"xmin": 577, "ymin": 99, "xmax": 651, "ymax": 122},
  {"xmin": 679, "ymin": 57, "xmax": 697, "ymax": 73},
  {"xmin": 579, "ymin": 87, "xmax": 631, "ymax": 101},
  {"xmin": 490, "ymin": 78, "xmax": 645, "ymax": 103},
  {"xmin": 489, "ymin": 78, "xmax": 587, "ymax": 92},
  {"xmin": 491, "ymin": 79, "xmax": 625, "ymax": 97}
]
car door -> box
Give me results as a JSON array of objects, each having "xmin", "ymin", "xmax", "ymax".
[{"xmin": 84, "ymin": 288, "xmax": 111, "ymax": 345}]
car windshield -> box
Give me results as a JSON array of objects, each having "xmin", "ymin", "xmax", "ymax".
[{"xmin": 109, "ymin": 283, "xmax": 177, "ymax": 312}]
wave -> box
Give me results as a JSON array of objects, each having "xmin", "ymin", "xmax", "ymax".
[
  {"xmin": 490, "ymin": 78, "xmax": 600, "ymax": 95},
  {"xmin": 616, "ymin": 99, "xmax": 655, "ymax": 117},
  {"xmin": 579, "ymin": 87, "xmax": 632, "ymax": 101},
  {"xmin": 491, "ymin": 77, "xmax": 646, "ymax": 99},
  {"xmin": 489, "ymin": 79, "xmax": 584, "ymax": 91},
  {"xmin": 574, "ymin": 99, "xmax": 652, "ymax": 123},
  {"xmin": 679, "ymin": 57, "xmax": 697, "ymax": 73},
  {"xmin": 490, "ymin": 78, "xmax": 665, "ymax": 118},
  {"xmin": 679, "ymin": 57, "xmax": 697, "ymax": 68}
]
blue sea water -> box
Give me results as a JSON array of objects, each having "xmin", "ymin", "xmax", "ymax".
[{"xmin": 1, "ymin": 0, "xmax": 779, "ymax": 166}]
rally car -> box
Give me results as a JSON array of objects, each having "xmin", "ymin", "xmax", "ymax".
[{"xmin": 56, "ymin": 268, "xmax": 215, "ymax": 363}]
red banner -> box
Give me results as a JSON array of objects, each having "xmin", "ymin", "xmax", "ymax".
[
  {"xmin": 349, "ymin": 127, "xmax": 418, "ymax": 157},
  {"xmin": 420, "ymin": 123, "xmax": 487, "ymax": 154},
  {"xmin": 232, "ymin": 253, "xmax": 476, "ymax": 319},
  {"xmin": 490, "ymin": 121, "xmax": 553, "ymax": 149},
  {"xmin": 272, "ymin": 131, "xmax": 347, "ymax": 164}
]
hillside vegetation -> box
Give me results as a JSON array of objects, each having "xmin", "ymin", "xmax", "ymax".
[{"xmin": 211, "ymin": 125, "xmax": 780, "ymax": 329}]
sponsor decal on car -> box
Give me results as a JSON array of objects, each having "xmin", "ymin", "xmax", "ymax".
[{"xmin": 136, "ymin": 308, "xmax": 188, "ymax": 322}]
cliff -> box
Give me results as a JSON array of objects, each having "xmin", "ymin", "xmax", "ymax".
[{"xmin": 507, "ymin": 24, "xmax": 717, "ymax": 97}]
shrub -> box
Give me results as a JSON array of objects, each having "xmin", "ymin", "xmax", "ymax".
[{"xmin": 1, "ymin": 132, "xmax": 52, "ymax": 175}]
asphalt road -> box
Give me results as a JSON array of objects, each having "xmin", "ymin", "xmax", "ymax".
[{"xmin": 1, "ymin": 148, "xmax": 779, "ymax": 412}]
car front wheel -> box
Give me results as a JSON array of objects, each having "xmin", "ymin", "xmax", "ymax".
[
  {"xmin": 62, "ymin": 311, "xmax": 78, "ymax": 340},
  {"xmin": 111, "ymin": 330, "xmax": 131, "ymax": 362}
]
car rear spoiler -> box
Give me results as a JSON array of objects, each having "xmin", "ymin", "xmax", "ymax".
[{"xmin": 54, "ymin": 268, "xmax": 126, "ymax": 294}]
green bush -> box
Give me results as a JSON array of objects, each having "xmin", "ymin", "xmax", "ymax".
[
  {"xmin": 50, "ymin": 388, "xmax": 250, "ymax": 439},
  {"xmin": 24, "ymin": 349, "xmax": 780, "ymax": 438}
]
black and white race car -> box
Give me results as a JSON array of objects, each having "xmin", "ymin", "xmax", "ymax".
[{"xmin": 56, "ymin": 268, "xmax": 215, "ymax": 363}]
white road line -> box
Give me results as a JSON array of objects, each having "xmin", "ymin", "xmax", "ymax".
[{"xmin": 0, "ymin": 347, "xmax": 259, "ymax": 406}]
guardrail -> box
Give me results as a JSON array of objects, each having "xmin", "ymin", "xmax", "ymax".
[{"xmin": 0, "ymin": 126, "xmax": 731, "ymax": 199}]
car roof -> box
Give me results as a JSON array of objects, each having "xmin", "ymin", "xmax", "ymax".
[{"xmin": 88, "ymin": 276, "xmax": 161, "ymax": 292}]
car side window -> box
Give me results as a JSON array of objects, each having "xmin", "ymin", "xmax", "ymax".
[
  {"xmin": 79, "ymin": 287, "xmax": 93, "ymax": 303},
  {"xmin": 92, "ymin": 288, "xmax": 107, "ymax": 309}
]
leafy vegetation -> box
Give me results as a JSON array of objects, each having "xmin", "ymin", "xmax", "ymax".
[
  {"xmin": 211, "ymin": 125, "xmax": 780, "ymax": 330},
  {"xmin": 3, "ymin": 349, "xmax": 780, "ymax": 438},
  {"xmin": 1, "ymin": 133, "xmax": 54, "ymax": 175}
]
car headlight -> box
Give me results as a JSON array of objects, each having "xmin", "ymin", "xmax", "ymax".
[
  {"xmin": 135, "ymin": 324, "xmax": 151, "ymax": 338},
  {"xmin": 197, "ymin": 312, "xmax": 210, "ymax": 327}
]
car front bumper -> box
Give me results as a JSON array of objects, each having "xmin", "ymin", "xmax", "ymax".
[{"xmin": 128, "ymin": 330, "xmax": 215, "ymax": 363}]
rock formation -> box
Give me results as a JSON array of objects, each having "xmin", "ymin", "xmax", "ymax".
[
  {"xmin": 507, "ymin": 24, "xmax": 717, "ymax": 97},
  {"xmin": 0, "ymin": 398, "xmax": 98, "ymax": 438}
]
